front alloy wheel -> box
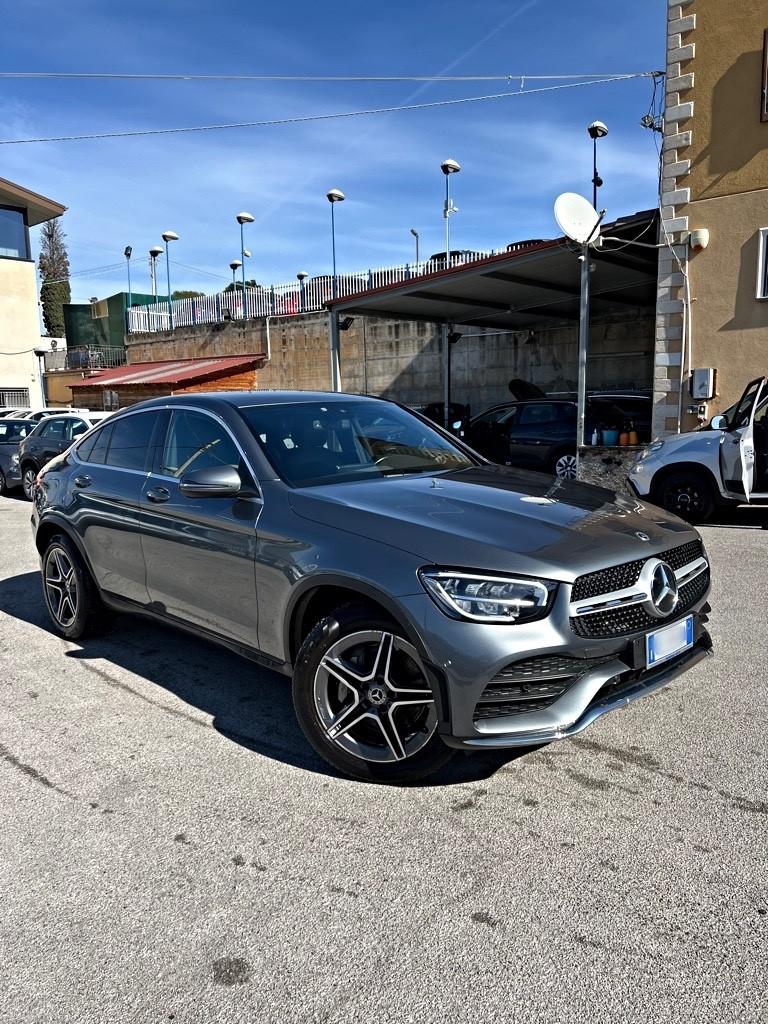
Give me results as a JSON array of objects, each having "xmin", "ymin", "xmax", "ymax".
[
  {"xmin": 293, "ymin": 605, "xmax": 453, "ymax": 782},
  {"xmin": 554, "ymin": 452, "xmax": 577, "ymax": 479}
]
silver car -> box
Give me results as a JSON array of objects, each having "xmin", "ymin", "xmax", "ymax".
[
  {"xmin": 629, "ymin": 376, "xmax": 768, "ymax": 520},
  {"xmin": 31, "ymin": 392, "xmax": 712, "ymax": 783}
]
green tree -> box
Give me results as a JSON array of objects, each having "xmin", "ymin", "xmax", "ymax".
[
  {"xmin": 224, "ymin": 279, "xmax": 259, "ymax": 292},
  {"xmin": 38, "ymin": 218, "xmax": 71, "ymax": 337},
  {"xmin": 171, "ymin": 289, "xmax": 205, "ymax": 299}
]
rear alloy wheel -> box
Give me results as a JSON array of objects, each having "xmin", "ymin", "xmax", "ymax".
[
  {"xmin": 21, "ymin": 465, "xmax": 37, "ymax": 501},
  {"xmin": 554, "ymin": 452, "xmax": 578, "ymax": 479},
  {"xmin": 293, "ymin": 605, "xmax": 453, "ymax": 783},
  {"xmin": 41, "ymin": 534, "xmax": 110, "ymax": 639},
  {"xmin": 655, "ymin": 471, "xmax": 715, "ymax": 523}
]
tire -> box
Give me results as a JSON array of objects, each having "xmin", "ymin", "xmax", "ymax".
[
  {"xmin": 21, "ymin": 463, "xmax": 37, "ymax": 501},
  {"xmin": 552, "ymin": 450, "xmax": 578, "ymax": 480},
  {"xmin": 0, "ymin": 468, "xmax": 6, "ymax": 496},
  {"xmin": 292, "ymin": 604, "xmax": 453, "ymax": 783},
  {"xmin": 653, "ymin": 470, "xmax": 715, "ymax": 523},
  {"xmin": 41, "ymin": 533, "xmax": 110, "ymax": 639}
]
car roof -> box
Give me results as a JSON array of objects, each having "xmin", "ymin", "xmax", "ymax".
[{"xmin": 128, "ymin": 390, "xmax": 387, "ymax": 412}]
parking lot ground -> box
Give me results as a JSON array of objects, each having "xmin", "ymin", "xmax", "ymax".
[{"xmin": 0, "ymin": 493, "xmax": 766, "ymax": 1024}]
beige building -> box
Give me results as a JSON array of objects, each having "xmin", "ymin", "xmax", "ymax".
[
  {"xmin": 654, "ymin": 0, "xmax": 768, "ymax": 434},
  {"xmin": 0, "ymin": 177, "xmax": 66, "ymax": 407}
]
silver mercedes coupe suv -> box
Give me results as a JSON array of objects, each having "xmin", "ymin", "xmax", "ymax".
[{"xmin": 31, "ymin": 392, "xmax": 713, "ymax": 782}]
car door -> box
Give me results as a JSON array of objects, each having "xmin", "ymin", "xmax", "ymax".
[
  {"xmin": 466, "ymin": 405, "xmax": 517, "ymax": 463},
  {"xmin": 71, "ymin": 410, "xmax": 162, "ymax": 605},
  {"xmin": 508, "ymin": 402, "xmax": 574, "ymax": 469},
  {"xmin": 719, "ymin": 377, "xmax": 767, "ymax": 500},
  {"xmin": 27, "ymin": 416, "xmax": 70, "ymax": 467},
  {"xmin": 139, "ymin": 407, "xmax": 261, "ymax": 648}
]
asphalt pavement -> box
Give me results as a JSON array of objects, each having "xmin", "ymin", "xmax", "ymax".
[{"xmin": 0, "ymin": 493, "xmax": 766, "ymax": 1023}]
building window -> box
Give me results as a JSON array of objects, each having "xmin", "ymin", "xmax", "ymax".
[
  {"xmin": 103, "ymin": 389, "xmax": 120, "ymax": 410},
  {"xmin": 0, "ymin": 206, "xmax": 30, "ymax": 260},
  {"xmin": 757, "ymin": 228, "xmax": 768, "ymax": 299}
]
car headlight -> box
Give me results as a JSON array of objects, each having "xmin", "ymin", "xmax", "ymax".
[
  {"xmin": 419, "ymin": 569, "xmax": 557, "ymax": 624},
  {"xmin": 10, "ymin": 453, "xmax": 19, "ymax": 466},
  {"xmin": 635, "ymin": 439, "xmax": 664, "ymax": 463}
]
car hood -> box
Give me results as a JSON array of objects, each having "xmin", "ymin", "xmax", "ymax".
[{"xmin": 288, "ymin": 465, "xmax": 698, "ymax": 583}]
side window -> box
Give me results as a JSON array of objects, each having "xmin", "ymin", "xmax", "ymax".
[
  {"xmin": 67, "ymin": 418, "xmax": 89, "ymax": 441},
  {"xmin": 160, "ymin": 410, "xmax": 240, "ymax": 478},
  {"xmin": 77, "ymin": 423, "xmax": 111, "ymax": 464},
  {"xmin": 39, "ymin": 417, "xmax": 67, "ymax": 440},
  {"xmin": 105, "ymin": 413, "xmax": 159, "ymax": 471}
]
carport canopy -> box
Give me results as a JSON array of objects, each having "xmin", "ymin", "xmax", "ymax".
[{"xmin": 327, "ymin": 209, "xmax": 658, "ymax": 332}]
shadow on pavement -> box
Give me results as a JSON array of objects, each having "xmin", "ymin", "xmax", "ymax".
[
  {"xmin": 705, "ymin": 505, "xmax": 768, "ymax": 529},
  {"xmin": 0, "ymin": 569, "xmax": 528, "ymax": 787}
]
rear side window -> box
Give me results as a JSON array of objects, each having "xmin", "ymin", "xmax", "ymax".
[
  {"xmin": 77, "ymin": 423, "xmax": 112, "ymax": 464},
  {"xmin": 105, "ymin": 413, "xmax": 159, "ymax": 471}
]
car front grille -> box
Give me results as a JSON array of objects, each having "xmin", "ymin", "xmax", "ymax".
[
  {"xmin": 570, "ymin": 567, "xmax": 710, "ymax": 640},
  {"xmin": 473, "ymin": 654, "xmax": 615, "ymax": 722},
  {"xmin": 571, "ymin": 539, "xmax": 703, "ymax": 602}
]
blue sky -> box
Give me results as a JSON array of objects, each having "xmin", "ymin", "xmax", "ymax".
[{"xmin": 1, "ymin": 0, "xmax": 667, "ymax": 303}]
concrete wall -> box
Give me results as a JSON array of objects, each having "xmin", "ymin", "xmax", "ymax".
[
  {"xmin": 0, "ymin": 258, "xmax": 44, "ymax": 403},
  {"xmin": 126, "ymin": 310, "xmax": 654, "ymax": 415},
  {"xmin": 654, "ymin": 0, "xmax": 768, "ymax": 433}
]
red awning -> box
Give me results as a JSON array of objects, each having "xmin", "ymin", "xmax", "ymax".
[{"xmin": 70, "ymin": 355, "xmax": 263, "ymax": 389}]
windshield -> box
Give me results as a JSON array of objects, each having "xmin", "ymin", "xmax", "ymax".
[{"xmin": 240, "ymin": 400, "xmax": 475, "ymax": 486}]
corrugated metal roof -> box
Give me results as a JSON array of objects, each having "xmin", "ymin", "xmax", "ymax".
[{"xmin": 70, "ymin": 354, "xmax": 263, "ymax": 389}]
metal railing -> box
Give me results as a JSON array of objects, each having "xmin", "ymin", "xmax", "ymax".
[
  {"xmin": 127, "ymin": 250, "xmax": 500, "ymax": 333},
  {"xmin": 44, "ymin": 346, "xmax": 127, "ymax": 372}
]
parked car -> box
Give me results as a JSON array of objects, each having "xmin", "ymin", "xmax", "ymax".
[
  {"xmin": 629, "ymin": 375, "xmax": 768, "ymax": 521},
  {"xmin": 0, "ymin": 417, "xmax": 36, "ymax": 494},
  {"xmin": 19, "ymin": 411, "xmax": 112, "ymax": 499},
  {"xmin": 31, "ymin": 391, "xmax": 712, "ymax": 783},
  {"xmin": 8, "ymin": 406, "xmax": 92, "ymax": 421},
  {"xmin": 466, "ymin": 395, "xmax": 651, "ymax": 478}
]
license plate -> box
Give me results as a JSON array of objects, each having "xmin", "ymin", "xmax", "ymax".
[{"xmin": 646, "ymin": 615, "xmax": 694, "ymax": 668}]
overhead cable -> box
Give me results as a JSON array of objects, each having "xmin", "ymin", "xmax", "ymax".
[
  {"xmin": 0, "ymin": 71, "xmax": 664, "ymax": 83},
  {"xmin": 0, "ymin": 74, "xmax": 656, "ymax": 146}
]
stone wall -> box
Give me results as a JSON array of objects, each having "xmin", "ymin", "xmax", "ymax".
[{"xmin": 126, "ymin": 309, "xmax": 655, "ymax": 417}]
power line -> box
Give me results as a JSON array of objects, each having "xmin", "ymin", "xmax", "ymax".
[
  {"xmin": 171, "ymin": 259, "xmax": 230, "ymax": 281},
  {"xmin": 0, "ymin": 74, "xmax": 656, "ymax": 146},
  {"xmin": 0, "ymin": 71, "xmax": 664, "ymax": 83}
]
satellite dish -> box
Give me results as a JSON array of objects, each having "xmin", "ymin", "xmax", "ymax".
[{"xmin": 554, "ymin": 192, "xmax": 602, "ymax": 246}]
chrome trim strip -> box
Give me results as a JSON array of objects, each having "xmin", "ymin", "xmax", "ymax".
[{"xmin": 569, "ymin": 554, "xmax": 709, "ymax": 618}]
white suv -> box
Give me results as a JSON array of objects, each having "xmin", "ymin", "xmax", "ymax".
[{"xmin": 629, "ymin": 376, "xmax": 768, "ymax": 521}]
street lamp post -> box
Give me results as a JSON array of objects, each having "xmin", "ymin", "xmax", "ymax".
[
  {"xmin": 149, "ymin": 245, "xmax": 163, "ymax": 300},
  {"xmin": 123, "ymin": 245, "xmax": 132, "ymax": 331},
  {"xmin": 236, "ymin": 212, "xmax": 254, "ymax": 316},
  {"xmin": 588, "ymin": 121, "xmax": 608, "ymax": 208},
  {"xmin": 326, "ymin": 188, "xmax": 345, "ymax": 299},
  {"xmin": 297, "ymin": 270, "xmax": 309, "ymax": 313},
  {"xmin": 229, "ymin": 259, "xmax": 242, "ymax": 290},
  {"xmin": 440, "ymin": 159, "xmax": 460, "ymax": 268},
  {"xmin": 161, "ymin": 231, "xmax": 179, "ymax": 329},
  {"xmin": 409, "ymin": 227, "xmax": 420, "ymax": 266}
]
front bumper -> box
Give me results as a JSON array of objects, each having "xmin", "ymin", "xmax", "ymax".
[
  {"xmin": 399, "ymin": 574, "xmax": 712, "ymax": 751},
  {"xmin": 441, "ymin": 633, "xmax": 712, "ymax": 749}
]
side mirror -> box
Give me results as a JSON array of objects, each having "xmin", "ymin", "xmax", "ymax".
[
  {"xmin": 710, "ymin": 414, "xmax": 728, "ymax": 431},
  {"xmin": 179, "ymin": 465, "xmax": 242, "ymax": 498}
]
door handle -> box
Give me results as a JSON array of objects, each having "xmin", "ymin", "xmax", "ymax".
[
  {"xmin": 145, "ymin": 486, "xmax": 170, "ymax": 503},
  {"xmin": 73, "ymin": 475, "xmax": 92, "ymax": 488}
]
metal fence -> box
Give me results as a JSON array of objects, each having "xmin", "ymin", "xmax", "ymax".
[
  {"xmin": 44, "ymin": 347, "xmax": 127, "ymax": 372},
  {"xmin": 127, "ymin": 250, "xmax": 499, "ymax": 333}
]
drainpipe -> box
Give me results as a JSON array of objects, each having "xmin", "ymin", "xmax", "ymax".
[{"xmin": 264, "ymin": 316, "xmax": 272, "ymax": 364}]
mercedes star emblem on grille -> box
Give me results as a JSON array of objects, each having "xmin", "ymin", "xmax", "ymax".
[{"xmin": 649, "ymin": 561, "xmax": 679, "ymax": 617}]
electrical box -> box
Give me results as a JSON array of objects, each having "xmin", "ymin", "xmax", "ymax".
[{"xmin": 690, "ymin": 367, "xmax": 717, "ymax": 401}]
